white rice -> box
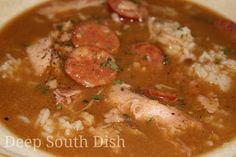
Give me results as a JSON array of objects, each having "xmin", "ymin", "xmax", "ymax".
[
  {"xmin": 46, "ymin": 79, "xmax": 58, "ymax": 89},
  {"xmin": 197, "ymin": 94, "xmax": 219, "ymax": 113},
  {"xmin": 35, "ymin": 108, "xmax": 50, "ymax": 126},
  {"xmin": 72, "ymin": 120, "xmax": 84, "ymax": 131},
  {"xmin": 35, "ymin": 109, "xmax": 87, "ymax": 137},
  {"xmin": 58, "ymin": 116, "xmax": 84, "ymax": 131},
  {"xmin": 148, "ymin": 18, "xmax": 196, "ymax": 62},
  {"xmin": 17, "ymin": 115, "xmax": 31, "ymax": 124},
  {"xmin": 189, "ymin": 47, "xmax": 236, "ymax": 92},
  {"xmin": 79, "ymin": 112, "xmax": 94, "ymax": 126},
  {"xmin": 111, "ymin": 13, "xmax": 121, "ymax": 23},
  {"xmin": 42, "ymin": 119, "xmax": 54, "ymax": 134},
  {"xmin": 104, "ymin": 108, "xmax": 124, "ymax": 124},
  {"xmin": 204, "ymin": 115, "xmax": 224, "ymax": 129},
  {"xmin": 89, "ymin": 125, "xmax": 120, "ymax": 146},
  {"xmin": 190, "ymin": 63, "xmax": 231, "ymax": 91},
  {"xmin": 0, "ymin": 54, "xmax": 21, "ymax": 79}
]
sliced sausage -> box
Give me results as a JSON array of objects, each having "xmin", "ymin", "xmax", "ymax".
[
  {"xmin": 65, "ymin": 46, "xmax": 117, "ymax": 87},
  {"xmin": 71, "ymin": 22, "xmax": 120, "ymax": 53},
  {"xmin": 130, "ymin": 43, "xmax": 164, "ymax": 68},
  {"xmin": 215, "ymin": 19, "xmax": 236, "ymax": 42},
  {"xmin": 108, "ymin": 0, "xmax": 148, "ymax": 20},
  {"xmin": 143, "ymin": 88, "xmax": 177, "ymax": 102}
]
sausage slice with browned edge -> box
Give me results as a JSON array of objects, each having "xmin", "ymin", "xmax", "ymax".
[
  {"xmin": 72, "ymin": 22, "xmax": 120, "ymax": 53},
  {"xmin": 143, "ymin": 88, "xmax": 177, "ymax": 102},
  {"xmin": 65, "ymin": 46, "xmax": 118, "ymax": 87},
  {"xmin": 131, "ymin": 43, "xmax": 164, "ymax": 68},
  {"xmin": 108, "ymin": 0, "xmax": 148, "ymax": 20},
  {"xmin": 215, "ymin": 19, "xmax": 236, "ymax": 43}
]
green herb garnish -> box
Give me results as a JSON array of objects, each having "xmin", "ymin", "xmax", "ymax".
[
  {"xmin": 222, "ymin": 47, "xmax": 232, "ymax": 55},
  {"xmin": 56, "ymin": 103, "xmax": 63, "ymax": 110},
  {"xmin": 100, "ymin": 58, "xmax": 119, "ymax": 71},
  {"xmin": 41, "ymin": 85, "xmax": 50, "ymax": 94},
  {"xmin": 100, "ymin": 62, "xmax": 107, "ymax": 68},
  {"xmin": 146, "ymin": 117, "xmax": 154, "ymax": 125},
  {"xmin": 34, "ymin": 84, "xmax": 50, "ymax": 94},
  {"xmin": 63, "ymin": 40, "xmax": 73, "ymax": 47},
  {"xmin": 35, "ymin": 83, "xmax": 41, "ymax": 91},
  {"xmin": 92, "ymin": 95, "xmax": 101, "ymax": 101},
  {"xmin": 107, "ymin": 58, "xmax": 119, "ymax": 71},
  {"xmin": 94, "ymin": 16, "xmax": 103, "ymax": 23},
  {"xmin": 113, "ymin": 80, "xmax": 124, "ymax": 85},
  {"xmin": 177, "ymin": 97, "xmax": 186, "ymax": 109},
  {"xmin": 55, "ymin": 24, "xmax": 63, "ymax": 31}
]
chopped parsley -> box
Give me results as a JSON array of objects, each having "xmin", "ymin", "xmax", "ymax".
[
  {"xmin": 56, "ymin": 103, "xmax": 63, "ymax": 110},
  {"xmin": 163, "ymin": 54, "xmax": 169, "ymax": 65},
  {"xmin": 35, "ymin": 84, "xmax": 50, "ymax": 94},
  {"xmin": 113, "ymin": 80, "xmax": 124, "ymax": 85},
  {"xmin": 94, "ymin": 16, "xmax": 103, "ymax": 23},
  {"xmin": 179, "ymin": 102, "xmax": 186, "ymax": 109},
  {"xmin": 92, "ymin": 95, "xmax": 102, "ymax": 101},
  {"xmin": 222, "ymin": 47, "xmax": 232, "ymax": 55},
  {"xmin": 35, "ymin": 83, "xmax": 41, "ymax": 90},
  {"xmin": 55, "ymin": 24, "xmax": 63, "ymax": 31},
  {"xmin": 146, "ymin": 117, "xmax": 154, "ymax": 125},
  {"xmin": 177, "ymin": 97, "xmax": 186, "ymax": 109},
  {"xmin": 100, "ymin": 62, "xmax": 107, "ymax": 68},
  {"xmin": 42, "ymin": 85, "xmax": 50, "ymax": 94},
  {"xmin": 108, "ymin": 58, "xmax": 119, "ymax": 71},
  {"xmin": 100, "ymin": 58, "xmax": 119, "ymax": 71},
  {"xmin": 63, "ymin": 40, "xmax": 73, "ymax": 47}
]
